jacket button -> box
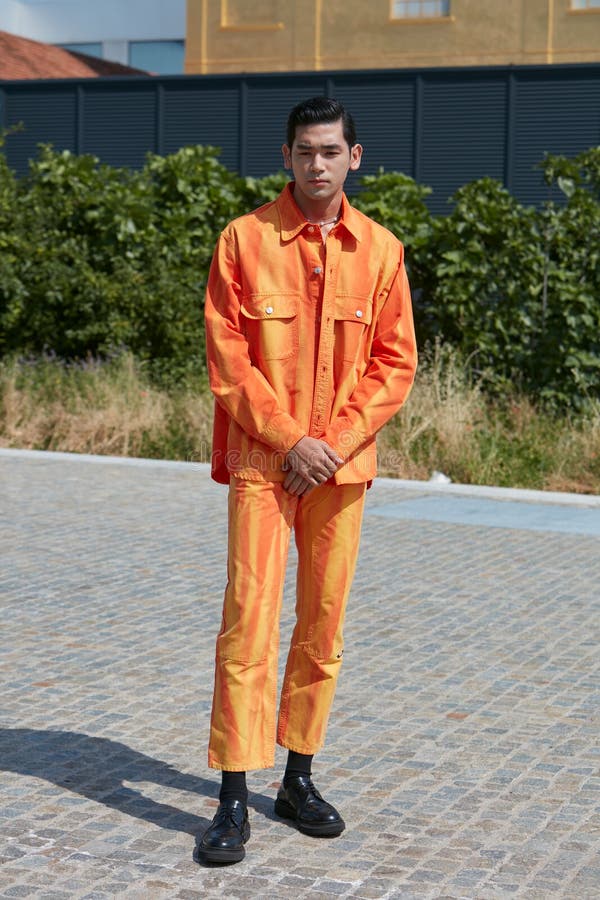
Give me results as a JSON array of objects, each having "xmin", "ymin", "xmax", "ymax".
[
  {"xmin": 313, "ymin": 266, "xmax": 322, "ymax": 274},
  {"xmin": 355, "ymin": 309, "xmax": 363, "ymax": 318},
  {"xmin": 265, "ymin": 306, "xmax": 274, "ymax": 315}
]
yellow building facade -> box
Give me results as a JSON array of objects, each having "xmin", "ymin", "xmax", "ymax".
[{"xmin": 185, "ymin": 0, "xmax": 600, "ymax": 74}]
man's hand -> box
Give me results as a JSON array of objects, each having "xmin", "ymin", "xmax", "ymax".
[
  {"xmin": 282, "ymin": 470, "xmax": 315, "ymax": 497},
  {"xmin": 284, "ymin": 436, "xmax": 343, "ymax": 489}
]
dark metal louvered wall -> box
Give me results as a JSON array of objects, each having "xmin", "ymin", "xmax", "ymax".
[{"xmin": 0, "ymin": 64, "xmax": 598, "ymax": 214}]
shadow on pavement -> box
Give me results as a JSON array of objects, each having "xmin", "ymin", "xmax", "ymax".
[{"xmin": 0, "ymin": 727, "xmax": 268, "ymax": 837}]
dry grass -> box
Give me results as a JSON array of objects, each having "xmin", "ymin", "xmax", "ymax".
[
  {"xmin": 379, "ymin": 342, "xmax": 487, "ymax": 481},
  {"xmin": 545, "ymin": 408, "xmax": 600, "ymax": 494},
  {"xmin": 380, "ymin": 344, "xmax": 600, "ymax": 493},
  {"xmin": 1, "ymin": 351, "xmax": 599, "ymax": 493},
  {"xmin": 0, "ymin": 355, "xmax": 213, "ymax": 462}
]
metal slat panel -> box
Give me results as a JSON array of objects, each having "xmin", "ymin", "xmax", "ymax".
[
  {"xmin": 420, "ymin": 76, "xmax": 507, "ymax": 214},
  {"xmin": 3, "ymin": 88, "xmax": 76, "ymax": 175},
  {"xmin": 245, "ymin": 79, "xmax": 328, "ymax": 177},
  {"xmin": 330, "ymin": 76, "xmax": 415, "ymax": 195},
  {"xmin": 513, "ymin": 76, "xmax": 600, "ymax": 207},
  {"xmin": 82, "ymin": 88, "xmax": 157, "ymax": 167},
  {"xmin": 0, "ymin": 65, "xmax": 598, "ymax": 209},
  {"xmin": 162, "ymin": 84, "xmax": 239, "ymax": 171}
]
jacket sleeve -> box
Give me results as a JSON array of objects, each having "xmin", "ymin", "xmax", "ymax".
[
  {"xmin": 321, "ymin": 246, "xmax": 417, "ymax": 459},
  {"xmin": 204, "ymin": 231, "xmax": 306, "ymax": 454}
]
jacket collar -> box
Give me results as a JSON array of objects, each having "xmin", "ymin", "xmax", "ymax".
[{"xmin": 277, "ymin": 182, "xmax": 364, "ymax": 243}]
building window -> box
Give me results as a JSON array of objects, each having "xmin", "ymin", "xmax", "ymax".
[
  {"xmin": 570, "ymin": 0, "xmax": 600, "ymax": 8},
  {"xmin": 392, "ymin": 0, "xmax": 450, "ymax": 17},
  {"xmin": 129, "ymin": 40, "xmax": 185, "ymax": 74},
  {"xmin": 59, "ymin": 42, "xmax": 103, "ymax": 59}
]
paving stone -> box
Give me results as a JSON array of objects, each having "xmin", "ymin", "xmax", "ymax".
[{"xmin": 0, "ymin": 450, "xmax": 599, "ymax": 898}]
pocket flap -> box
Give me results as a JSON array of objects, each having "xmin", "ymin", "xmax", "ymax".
[
  {"xmin": 334, "ymin": 295, "xmax": 373, "ymax": 325},
  {"xmin": 241, "ymin": 294, "xmax": 299, "ymax": 320}
]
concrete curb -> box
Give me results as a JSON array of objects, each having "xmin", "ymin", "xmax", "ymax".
[{"xmin": 1, "ymin": 445, "xmax": 599, "ymax": 507}]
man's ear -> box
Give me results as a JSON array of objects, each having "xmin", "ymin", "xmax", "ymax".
[
  {"xmin": 349, "ymin": 143, "xmax": 363, "ymax": 172},
  {"xmin": 282, "ymin": 144, "xmax": 292, "ymax": 169}
]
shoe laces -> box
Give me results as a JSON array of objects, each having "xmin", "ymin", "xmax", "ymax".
[
  {"xmin": 290, "ymin": 775, "xmax": 323, "ymax": 801},
  {"xmin": 306, "ymin": 778, "xmax": 323, "ymax": 800},
  {"xmin": 215, "ymin": 803, "xmax": 246, "ymax": 832}
]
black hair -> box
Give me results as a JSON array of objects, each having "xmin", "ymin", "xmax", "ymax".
[{"xmin": 286, "ymin": 97, "xmax": 357, "ymax": 150}]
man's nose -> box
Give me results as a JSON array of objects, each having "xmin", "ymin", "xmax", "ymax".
[{"xmin": 310, "ymin": 156, "xmax": 324, "ymax": 171}]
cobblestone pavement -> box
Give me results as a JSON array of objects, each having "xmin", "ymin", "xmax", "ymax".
[{"xmin": 1, "ymin": 449, "xmax": 599, "ymax": 900}]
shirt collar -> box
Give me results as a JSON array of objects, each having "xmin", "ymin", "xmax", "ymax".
[{"xmin": 277, "ymin": 182, "xmax": 364, "ymax": 243}]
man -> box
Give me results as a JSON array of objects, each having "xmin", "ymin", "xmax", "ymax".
[{"xmin": 199, "ymin": 97, "xmax": 417, "ymax": 864}]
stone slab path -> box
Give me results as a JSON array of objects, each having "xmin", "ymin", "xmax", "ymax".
[{"xmin": 1, "ymin": 449, "xmax": 599, "ymax": 899}]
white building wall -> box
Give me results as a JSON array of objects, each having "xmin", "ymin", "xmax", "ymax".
[
  {"xmin": 0, "ymin": 0, "xmax": 26, "ymax": 33},
  {"xmin": 0, "ymin": 0, "xmax": 186, "ymax": 73},
  {"xmin": 0, "ymin": 0, "xmax": 186, "ymax": 42}
]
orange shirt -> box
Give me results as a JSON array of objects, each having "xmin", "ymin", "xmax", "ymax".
[{"xmin": 205, "ymin": 183, "xmax": 417, "ymax": 485}]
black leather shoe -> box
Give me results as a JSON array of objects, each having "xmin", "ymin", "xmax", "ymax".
[
  {"xmin": 274, "ymin": 775, "xmax": 345, "ymax": 836},
  {"xmin": 197, "ymin": 799, "xmax": 250, "ymax": 864}
]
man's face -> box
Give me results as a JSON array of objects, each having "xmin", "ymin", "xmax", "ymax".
[{"xmin": 282, "ymin": 119, "xmax": 362, "ymax": 209}]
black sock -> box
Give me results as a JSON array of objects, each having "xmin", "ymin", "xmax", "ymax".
[
  {"xmin": 284, "ymin": 750, "xmax": 313, "ymax": 785},
  {"xmin": 219, "ymin": 770, "xmax": 248, "ymax": 806}
]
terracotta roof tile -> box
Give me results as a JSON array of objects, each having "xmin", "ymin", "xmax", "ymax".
[{"xmin": 0, "ymin": 30, "xmax": 150, "ymax": 80}]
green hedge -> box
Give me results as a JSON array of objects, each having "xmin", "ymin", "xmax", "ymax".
[
  {"xmin": 354, "ymin": 148, "xmax": 600, "ymax": 409},
  {"xmin": 1, "ymin": 140, "xmax": 598, "ymax": 405},
  {"xmin": 0, "ymin": 144, "xmax": 255, "ymax": 384}
]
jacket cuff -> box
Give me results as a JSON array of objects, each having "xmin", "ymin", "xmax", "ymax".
[
  {"xmin": 322, "ymin": 420, "xmax": 366, "ymax": 460},
  {"xmin": 260, "ymin": 414, "xmax": 306, "ymax": 455}
]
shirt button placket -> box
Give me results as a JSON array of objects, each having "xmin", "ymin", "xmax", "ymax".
[{"xmin": 311, "ymin": 240, "xmax": 339, "ymax": 435}]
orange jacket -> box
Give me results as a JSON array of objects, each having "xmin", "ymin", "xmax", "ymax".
[{"xmin": 205, "ymin": 183, "xmax": 417, "ymax": 484}]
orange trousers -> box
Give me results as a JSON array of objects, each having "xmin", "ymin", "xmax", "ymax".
[{"xmin": 208, "ymin": 477, "xmax": 366, "ymax": 771}]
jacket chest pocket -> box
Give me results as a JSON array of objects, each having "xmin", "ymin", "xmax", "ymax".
[
  {"xmin": 334, "ymin": 295, "xmax": 373, "ymax": 362},
  {"xmin": 240, "ymin": 294, "xmax": 299, "ymax": 361}
]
